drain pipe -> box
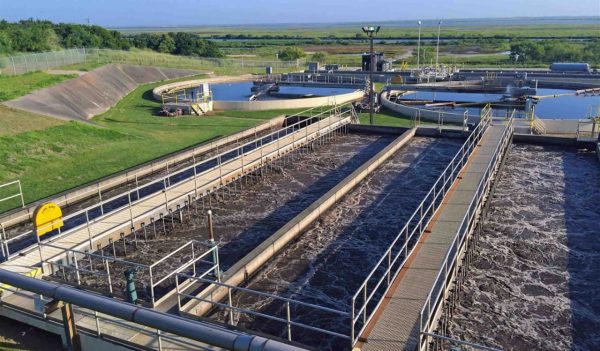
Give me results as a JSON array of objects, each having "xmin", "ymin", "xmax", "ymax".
[{"xmin": 0, "ymin": 269, "xmax": 307, "ymax": 351}]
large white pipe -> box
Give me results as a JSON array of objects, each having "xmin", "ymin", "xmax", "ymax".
[{"xmin": 0, "ymin": 268, "xmax": 307, "ymax": 351}]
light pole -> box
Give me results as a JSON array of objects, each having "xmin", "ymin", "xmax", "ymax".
[
  {"xmin": 362, "ymin": 26, "xmax": 380, "ymax": 125},
  {"xmin": 417, "ymin": 21, "xmax": 422, "ymax": 72},
  {"xmin": 435, "ymin": 20, "xmax": 442, "ymax": 79}
]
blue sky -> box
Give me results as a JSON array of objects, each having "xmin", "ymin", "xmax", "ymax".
[{"xmin": 1, "ymin": 0, "xmax": 599, "ymax": 27}]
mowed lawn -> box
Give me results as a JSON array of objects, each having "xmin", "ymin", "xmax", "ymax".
[
  {"xmin": 0, "ymin": 71, "xmax": 77, "ymax": 102},
  {"xmin": 0, "ymin": 75, "xmax": 305, "ymax": 211}
]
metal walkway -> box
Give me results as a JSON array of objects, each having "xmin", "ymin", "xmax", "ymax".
[
  {"xmin": 360, "ymin": 121, "xmax": 512, "ymax": 351},
  {"xmin": 0, "ymin": 111, "xmax": 350, "ymax": 279}
]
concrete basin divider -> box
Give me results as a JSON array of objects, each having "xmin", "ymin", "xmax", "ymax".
[
  {"xmin": 180, "ymin": 127, "xmax": 417, "ymax": 317},
  {"xmin": 0, "ymin": 117, "xmax": 284, "ymax": 229}
]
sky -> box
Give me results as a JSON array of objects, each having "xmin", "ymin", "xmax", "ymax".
[{"xmin": 1, "ymin": 0, "xmax": 599, "ymax": 27}]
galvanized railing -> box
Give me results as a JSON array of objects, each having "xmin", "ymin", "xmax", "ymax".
[
  {"xmin": 418, "ymin": 114, "xmax": 514, "ymax": 351},
  {"xmin": 39, "ymin": 240, "xmax": 220, "ymax": 307},
  {"xmin": 1, "ymin": 105, "xmax": 350, "ymax": 259},
  {"xmin": 349, "ymin": 104, "xmax": 493, "ymax": 347},
  {"xmin": 176, "ymin": 275, "xmax": 351, "ymax": 344}
]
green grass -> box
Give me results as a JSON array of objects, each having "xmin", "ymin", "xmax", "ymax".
[
  {"xmin": 0, "ymin": 75, "xmax": 307, "ymax": 212},
  {"xmin": 0, "ymin": 71, "xmax": 77, "ymax": 101},
  {"xmin": 0, "ymin": 104, "xmax": 64, "ymax": 136},
  {"xmin": 358, "ymin": 109, "xmax": 436, "ymax": 127}
]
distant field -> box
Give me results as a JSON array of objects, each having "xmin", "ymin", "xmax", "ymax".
[{"xmin": 118, "ymin": 24, "xmax": 600, "ymax": 39}]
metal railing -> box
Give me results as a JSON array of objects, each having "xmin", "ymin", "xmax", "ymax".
[
  {"xmin": 0, "ymin": 180, "xmax": 25, "ymax": 209},
  {"xmin": 420, "ymin": 333, "xmax": 502, "ymax": 351},
  {"xmin": 0, "ymin": 269, "xmax": 305, "ymax": 351},
  {"xmin": 349, "ymin": 104, "xmax": 493, "ymax": 347},
  {"xmin": 40, "ymin": 240, "xmax": 219, "ymax": 307},
  {"xmin": 576, "ymin": 117, "xmax": 600, "ymax": 142},
  {"xmin": 176, "ymin": 275, "xmax": 351, "ymax": 343},
  {"xmin": 418, "ymin": 113, "xmax": 514, "ymax": 351},
  {"xmin": 2, "ymin": 105, "xmax": 351, "ymax": 260}
]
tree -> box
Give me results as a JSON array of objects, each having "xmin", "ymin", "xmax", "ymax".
[
  {"xmin": 0, "ymin": 31, "xmax": 12, "ymax": 53},
  {"xmin": 311, "ymin": 51, "xmax": 327, "ymax": 63},
  {"xmin": 157, "ymin": 34, "xmax": 175, "ymax": 53},
  {"xmin": 278, "ymin": 47, "xmax": 305, "ymax": 61}
]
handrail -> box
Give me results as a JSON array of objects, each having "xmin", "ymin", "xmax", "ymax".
[
  {"xmin": 176, "ymin": 275, "xmax": 350, "ymax": 343},
  {"xmin": 418, "ymin": 115, "xmax": 514, "ymax": 351},
  {"xmin": 0, "ymin": 180, "xmax": 25, "ymax": 208},
  {"xmin": 349, "ymin": 104, "xmax": 493, "ymax": 346},
  {"xmin": 39, "ymin": 240, "xmax": 219, "ymax": 307},
  {"xmin": 0, "ymin": 268, "xmax": 307, "ymax": 351},
  {"xmin": 0, "ymin": 103, "xmax": 328, "ymax": 228},
  {"xmin": 4, "ymin": 105, "xmax": 349, "ymax": 258},
  {"xmin": 420, "ymin": 333, "xmax": 502, "ymax": 351}
]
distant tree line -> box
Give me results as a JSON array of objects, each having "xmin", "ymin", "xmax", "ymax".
[
  {"xmin": 0, "ymin": 19, "xmax": 223, "ymax": 58},
  {"xmin": 510, "ymin": 40, "xmax": 600, "ymax": 64}
]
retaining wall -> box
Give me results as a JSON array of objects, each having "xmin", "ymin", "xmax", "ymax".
[
  {"xmin": 181, "ymin": 128, "xmax": 416, "ymax": 317},
  {"xmin": 5, "ymin": 64, "xmax": 201, "ymax": 121}
]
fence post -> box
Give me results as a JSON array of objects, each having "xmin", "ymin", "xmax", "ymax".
[{"xmin": 286, "ymin": 301, "xmax": 292, "ymax": 341}]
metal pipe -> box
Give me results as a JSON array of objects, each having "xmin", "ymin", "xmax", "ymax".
[{"xmin": 0, "ymin": 268, "xmax": 307, "ymax": 351}]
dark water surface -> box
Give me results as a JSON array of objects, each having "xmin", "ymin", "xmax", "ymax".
[
  {"xmin": 448, "ymin": 144, "xmax": 600, "ymax": 351},
  {"xmin": 216, "ymin": 137, "xmax": 463, "ymax": 349}
]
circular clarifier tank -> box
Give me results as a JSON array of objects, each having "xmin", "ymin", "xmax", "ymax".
[{"xmin": 153, "ymin": 79, "xmax": 365, "ymax": 111}]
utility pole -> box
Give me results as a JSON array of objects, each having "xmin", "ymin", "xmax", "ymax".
[
  {"xmin": 362, "ymin": 26, "xmax": 381, "ymax": 125},
  {"xmin": 417, "ymin": 21, "xmax": 422, "ymax": 72},
  {"xmin": 435, "ymin": 20, "xmax": 442, "ymax": 79}
]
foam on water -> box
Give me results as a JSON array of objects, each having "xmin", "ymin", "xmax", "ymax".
[{"xmin": 448, "ymin": 144, "xmax": 600, "ymax": 351}]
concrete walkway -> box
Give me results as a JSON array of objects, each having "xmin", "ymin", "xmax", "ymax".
[
  {"xmin": 0, "ymin": 116, "xmax": 348, "ymax": 279},
  {"xmin": 360, "ymin": 123, "xmax": 508, "ymax": 351}
]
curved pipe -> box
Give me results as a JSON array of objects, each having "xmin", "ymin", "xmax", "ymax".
[{"xmin": 0, "ymin": 268, "xmax": 306, "ymax": 351}]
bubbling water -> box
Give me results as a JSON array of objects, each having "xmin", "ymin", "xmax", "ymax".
[{"xmin": 448, "ymin": 144, "xmax": 600, "ymax": 351}]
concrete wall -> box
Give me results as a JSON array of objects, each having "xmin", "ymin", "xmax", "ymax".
[
  {"xmin": 152, "ymin": 75, "xmax": 254, "ymax": 100},
  {"xmin": 0, "ymin": 117, "xmax": 284, "ymax": 229},
  {"xmin": 380, "ymin": 90, "xmax": 480, "ymax": 124},
  {"xmin": 213, "ymin": 90, "xmax": 364, "ymax": 111},
  {"xmin": 181, "ymin": 128, "xmax": 417, "ymax": 317}
]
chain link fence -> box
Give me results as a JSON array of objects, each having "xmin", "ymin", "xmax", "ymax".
[{"xmin": 0, "ymin": 48, "xmax": 305, "ymax": 75}]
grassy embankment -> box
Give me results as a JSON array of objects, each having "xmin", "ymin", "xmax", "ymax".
[
  {"xmin": 55, "ymin": 48, "xmax": 303, "ymax": 74},
  {"xmin": 0, "ymin": 72, "xmax": 75, "ymax": 135},
  {"xmin": 0, "ymin": 73, "xmax": 306, "ymax": 212}
]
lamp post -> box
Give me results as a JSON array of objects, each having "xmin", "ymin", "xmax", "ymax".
[
  {"xmin": 417, "ymin": 21, "xmax": 422, "ymax": 72},
  {"xmin": 362, "ymin": 25, "xmax": 381, "ymax": 125},
  {"xmin": 435, "ymin": 20, "xmax": 442, "ymax": 79}
]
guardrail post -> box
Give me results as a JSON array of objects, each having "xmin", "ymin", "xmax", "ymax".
[
  {"xmin": 227, "ymin": 286, "xmax": 234, "ymax": 325},
  {"xmin": 73, "ymin": 254, "xmax": 81, "ymax": 285},
  {"xmin": 85, "ymin": 211, "xmax": 93, "ymax": 250},
  {"xmin": 157, "ymin": 329, "xmax": 163, "ymax": 351},
  {"xmin": 362, "ymin": 284, "xmax": 367, "ymax": 323},
  {"xmin": 94, "ymin": 311, "xmax": 101, "ymax": 336},
  {"xmin": 149, "ymin": 267, "xmax": 156, "ymax": 307},
  {"xmin": 1, "ymin": 223, "xmax": 8, "ymax": 259},
  {"xmin": 104, "ymin": 259, "xmax": 113, "ymax": 294},
  {"xmin": 286, "ymin": 301, "xmax": 292, "ymax": 341}
]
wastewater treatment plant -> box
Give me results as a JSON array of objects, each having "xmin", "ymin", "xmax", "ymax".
[{"xmin": 0, "ymin": 8, "xmax": 599, "ymax": 351}]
